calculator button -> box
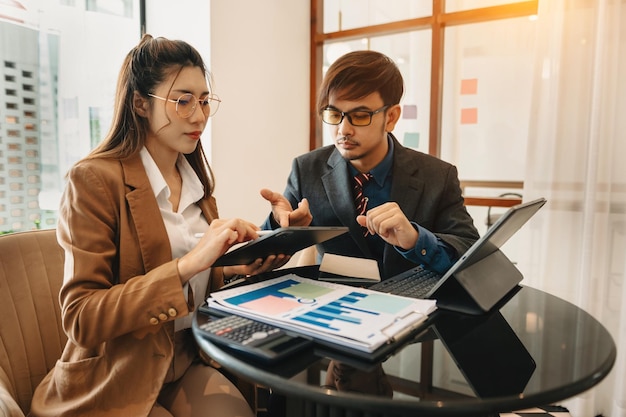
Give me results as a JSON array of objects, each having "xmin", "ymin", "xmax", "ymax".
[
  {"xmin": 251, "ymin": 331, "xmax": 268, "ymax": 340},
  {"xmin": 195, "ymin": 311, "xmax": 314, "ymax": 362}
]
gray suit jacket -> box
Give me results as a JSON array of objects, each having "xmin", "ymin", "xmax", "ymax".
[{"xmin": 265, "ymin": 134, "xmax": 479, "ymax": 279}]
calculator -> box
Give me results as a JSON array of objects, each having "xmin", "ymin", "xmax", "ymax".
[{"xmin": 193, "ymin": 308, "xmax": 313, "ymax": 362}]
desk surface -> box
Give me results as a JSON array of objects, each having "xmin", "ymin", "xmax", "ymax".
[{"xmin": 193, "ymin": 272, "xmax": 616, "ymax": 417}]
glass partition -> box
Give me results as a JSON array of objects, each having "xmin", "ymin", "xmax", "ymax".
[{"xmin": 440, "ymin": 16, "xmax": 536, "ymax": 181}]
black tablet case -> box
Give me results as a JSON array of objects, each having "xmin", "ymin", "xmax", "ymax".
[{"xmin": 212, "ymin": 226, "xmax": 348, "ymax": 266}]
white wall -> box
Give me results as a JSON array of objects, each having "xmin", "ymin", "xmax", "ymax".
[
  {"xmin": 144, "ymin": 1, "xmax": 211, "ymax": 64},
  {"xmin": 146, "ymin": 0, "xmax": 311, "ymax": 226},
  {"xmin": 210, "ymin": 1, "xmax": 310, "ymax": 224}
]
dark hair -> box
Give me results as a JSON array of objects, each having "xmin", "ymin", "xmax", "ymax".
[
  {"xmin": 88, "ymin": 34, "xmax": 215, "ymax": 198},
  {"xmin": 317, "ymin": 50, "xmax": 404, "ymax": 112}
]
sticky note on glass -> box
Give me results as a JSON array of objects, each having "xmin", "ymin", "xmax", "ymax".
[
  {"xmin": 461, "ymin": 108, "xmax": 478, "ymax": 124},
  {"xmin": 403, "ymin": 132, "xmax": 420, "ymax": 148},
  {"xmin": 461, "ymin": 78, "xmax": 478, "ymax": 95},
  {"xmin": 403, "ymin": 104, "xmax": 417, "ymax": 119}
]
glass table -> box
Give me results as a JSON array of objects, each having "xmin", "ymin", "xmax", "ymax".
[{"xmin": 193, "ymin": 268, "xmax": 616, "ymax": 417}]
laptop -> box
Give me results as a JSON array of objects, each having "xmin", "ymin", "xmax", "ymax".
[
  {"xmin": 370, "ymin": 197, "xmax": 546, "ymax": 315},
  {"xmin": 212, "ymin": 226, "xmax": 348, "ymax": 266}
]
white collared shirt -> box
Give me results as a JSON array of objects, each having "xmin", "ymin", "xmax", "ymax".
[{"xmin": 140, "ymin": 147, "xmax": 209, "ymax": 331}]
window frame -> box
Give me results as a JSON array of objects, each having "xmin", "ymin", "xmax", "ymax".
[{"xmin": 309, "ymin": 0, "xmax": 539, "ymax": 157}]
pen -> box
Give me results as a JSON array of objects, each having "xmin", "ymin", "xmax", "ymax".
[{"xmin": 194, "ymin": 230, "xmax": 272, "ymax": 238}]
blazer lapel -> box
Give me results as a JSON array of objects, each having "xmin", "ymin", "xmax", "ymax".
[
  {"xmin": 122, "ymin": 155, "xmax": 172, "ymax": 272},
  {"xmin": 383, "ymin": 137, "xmax": 426, "ymax": 266},
  {"xmin": 389, "ymin": 138, "xmax": 425, "ymax": 221}
]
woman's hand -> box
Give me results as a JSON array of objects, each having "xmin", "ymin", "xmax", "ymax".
[
  {"xmin": 177, "ymin": 218, "xmax": 259, "ymax": 284},
  {"xmin": 224, "ymin": 253, "xmax": 291, "ymax": 279}
]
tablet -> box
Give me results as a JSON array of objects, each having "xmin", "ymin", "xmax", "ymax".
[{"xmin": 212, "ymin": 226, "xmax": 348, "ymax": 266}]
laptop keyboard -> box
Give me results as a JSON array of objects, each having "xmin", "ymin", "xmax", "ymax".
[{"xmin": 370, "ymin": 266, "xmax": 441, "ymax": 299}]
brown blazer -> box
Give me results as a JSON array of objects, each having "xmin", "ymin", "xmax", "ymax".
[{"xmin": 29, "ymin": 154, "xmax": 225, "ymax": 417}]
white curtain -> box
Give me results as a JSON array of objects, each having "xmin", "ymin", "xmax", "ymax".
[{"xmin": 519, "ymin": 0, "xmax": 626, "ymax": 416}]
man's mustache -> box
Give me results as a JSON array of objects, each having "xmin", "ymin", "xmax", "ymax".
[{"xmin": 337, "ymin": 136, "xmax": 357, "ymax": 145}]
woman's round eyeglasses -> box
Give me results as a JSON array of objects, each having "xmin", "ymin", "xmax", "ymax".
[{"xmin": 148, "ymin": 93, "xmax": 221, "ymax": 118}]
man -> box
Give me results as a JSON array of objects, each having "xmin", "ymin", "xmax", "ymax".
[{"xmin": 261, "ymin": 50, "xmax": 479, "ymax": 279}]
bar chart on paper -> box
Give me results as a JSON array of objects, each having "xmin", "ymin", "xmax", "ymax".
[
  {"xmin": 208, "ymin": 275, "xmax": 437, "ymax": 352},
  {"xmin": 292, "ymin": 291, "xmax": 409, "ymax": 331}
]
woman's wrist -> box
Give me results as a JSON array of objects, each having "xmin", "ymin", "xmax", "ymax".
[{"xmin": 176, "ymin": 256, "xmax": 196, "ymax": 285}]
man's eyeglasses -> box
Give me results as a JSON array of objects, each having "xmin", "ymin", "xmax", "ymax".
[
  {"xmin": 320, "ymin": 105, "xmax": 389, "ymax": 127},
  {"xmin": 148, "ymin": 93, "xmax": 221, "ymax": 119}
]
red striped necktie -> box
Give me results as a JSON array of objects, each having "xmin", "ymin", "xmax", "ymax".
[
  {"xmin": 354, "ymin": 172, "xmax": 373, "ymax": 215},
  {"xmin": 354, "ymin": 172, "xmax": 373, "ymax": 235}
]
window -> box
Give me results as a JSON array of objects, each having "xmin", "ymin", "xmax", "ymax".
[
  {"xmin": 311, "ymin": 0, "xmax": 537, "ymax": 234},
  {"xmin": 0, "ymin": 0, "xmax": 141, "ymax": 233},
  {"xmin": 311, "ymin": 0, "xmax": 538, "ymax": 158}
]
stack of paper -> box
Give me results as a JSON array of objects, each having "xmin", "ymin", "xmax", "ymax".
[
  {"xmin": 318, "ymin": 253, "xmax": 381, "ymax": 283},
  {"xmin": 207, "ymin": 274, "xmax": 437, "ymax": 353}
]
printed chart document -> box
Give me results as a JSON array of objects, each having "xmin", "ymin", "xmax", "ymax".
[{"xmin": 207, "ymin": 274, "xmax": 437, "ymax": 353}]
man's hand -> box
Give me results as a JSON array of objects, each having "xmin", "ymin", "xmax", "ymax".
[
  {"xmin": 260, "ymin": 188, "xmax": 313, "ymax": 227},
  {"xmin": 356, "ymin": 202, "xmax": 418, "ymax": 249},
  {"xmin": 224, "ymin": 254, "xmax": 291, "ymax": 278}
]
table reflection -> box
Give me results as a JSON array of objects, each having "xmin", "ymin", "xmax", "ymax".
[
  {"xmin": 322, "ymin": 361, "xmax": 393, "ymax": 397},
  {"xmin": 431, "ymin": 309, "xmax": 536, "ymax": 397}
]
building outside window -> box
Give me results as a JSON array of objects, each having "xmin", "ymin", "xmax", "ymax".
[{"xmin": 0, "ymin": 0, "xmax": 140, "ymax": 233}]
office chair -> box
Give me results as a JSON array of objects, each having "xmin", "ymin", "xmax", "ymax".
[
  {"xmin": 0, "ymin": 230, "xmax": 264, "ymax": 416},
  {"xmin": 486, "ymin": 193, "xmax": 523, "ymax": 228}
]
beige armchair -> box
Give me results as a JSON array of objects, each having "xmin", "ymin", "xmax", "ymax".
[
  {"xmin": 0, "ymin": 229, "xmax": 65, "ymax": 417},
  {"xmin": 0, "ymin": 230, "xmax": 267, "ymax": 416}
]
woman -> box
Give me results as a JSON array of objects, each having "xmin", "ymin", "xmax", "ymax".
[{"xmin": 29, "ymin": 34, "xmax": 285, "ymax": 417}]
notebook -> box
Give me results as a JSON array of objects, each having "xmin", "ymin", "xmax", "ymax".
[
  {"xmin": 212, "ymin": 226, "xmax": 348, "ymax": 266},
  {"xmin": 370, "ymin": 197, "xmax": 546, "ymax": 315}
]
